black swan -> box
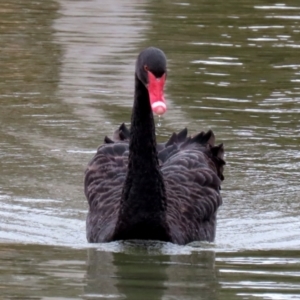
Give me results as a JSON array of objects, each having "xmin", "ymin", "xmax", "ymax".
[{"xmin": 84, "ymin": 47, "xmax": 225, "ymax": 245}]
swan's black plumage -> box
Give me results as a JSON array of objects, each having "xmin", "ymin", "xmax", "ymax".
[{"xmin": 84, "ymin": 47, "xmax": 225, "ymax": 245}]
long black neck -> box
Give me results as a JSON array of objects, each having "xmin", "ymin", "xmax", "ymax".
[
  {"xmin": 113, "ymin": 74, "xmax": 169, "ymax": 241},
  {"xmin": 129, "ymin": 74, "xmax": 159, "ymax": 171}
]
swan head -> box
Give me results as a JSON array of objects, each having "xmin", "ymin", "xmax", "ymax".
[{"xmin": 136, "ymin": 47, "xmax": 167, "ymax": 115}]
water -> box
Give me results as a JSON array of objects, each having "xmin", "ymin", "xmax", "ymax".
[
  {"xmin": 1, "ymin": 243, "xmax": 300, "ymax": 299},
  {"xmin": 0, "ymin": 0, "xmax": 300, "ymax": 298}
]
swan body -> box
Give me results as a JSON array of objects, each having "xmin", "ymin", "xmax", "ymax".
[{"xmin": 84, "ymin": 47, "xmax": 225, "ymax": 245}]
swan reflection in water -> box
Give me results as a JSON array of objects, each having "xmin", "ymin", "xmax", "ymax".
[{"xmin": 85, "ymin": 242, "xmax": 220, "ymax": 300}]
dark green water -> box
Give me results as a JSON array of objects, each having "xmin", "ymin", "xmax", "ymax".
[
  {"xmin": 1, "ymin": 243, "xmax": 300, "ymax": 300},
  {"xmin": 0, "ymin": 0, "xmax": 300, "ymax": 299}
]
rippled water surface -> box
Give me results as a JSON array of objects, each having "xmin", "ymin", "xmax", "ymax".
[{"xmin": 0, "ymin": 0, "xmax": 300, "ymax": 298}]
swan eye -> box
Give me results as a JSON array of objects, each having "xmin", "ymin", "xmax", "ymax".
[{"xmin": 144, "ymin": 65, "xmax": 149, "ymax": 72}]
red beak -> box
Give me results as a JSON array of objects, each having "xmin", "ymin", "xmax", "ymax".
[{"xmin": 147, "ymin": 71, "xmax": 167, "ymax": 115}]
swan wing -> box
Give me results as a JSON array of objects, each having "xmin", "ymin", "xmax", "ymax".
[
  {"xmin": 84, "ymin": 141, "xmax": 129, "ymax": 243},
  {"xmin": 160, "ymin": 129, "xmax": 225, "ymax": 244}
]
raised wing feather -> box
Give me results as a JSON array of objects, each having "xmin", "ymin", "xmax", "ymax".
[
  {"xmin": 158, "ymin": 129, "xmax": 225, "ymax": 244},
  {"xmin": 163, "ymin": 150, "xmax": 223, "ymax": 244},
  {"xmin": 84, "ymin": 141, "xmax": 129, "ymax": 242},
  {"xmin": 85, "ymin": 123, "xmax": 225, "ymax": 244}
]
